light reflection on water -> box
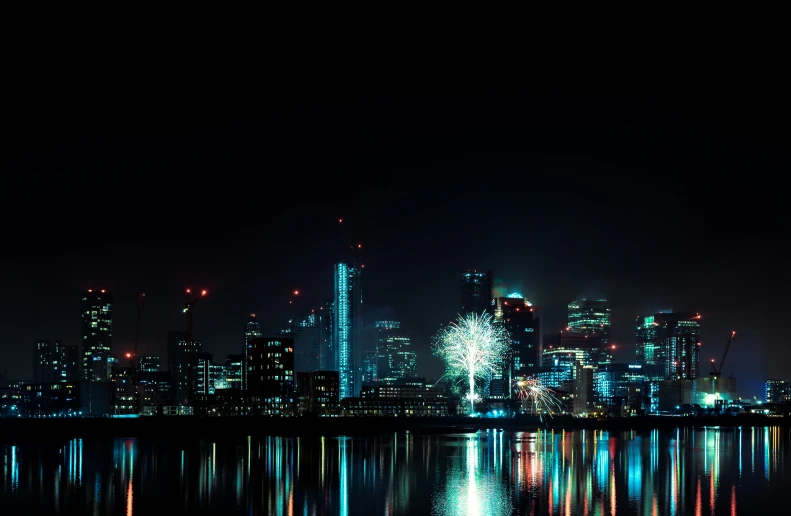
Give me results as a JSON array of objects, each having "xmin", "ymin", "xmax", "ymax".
[{"xmin": 1, "ymin": 427, "xmax": 789, "ymax": 515}]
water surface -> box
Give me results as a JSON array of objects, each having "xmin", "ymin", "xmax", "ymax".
[{"xmin": 2, "ymin": 427, "xmax": 789, "ymax": 514}]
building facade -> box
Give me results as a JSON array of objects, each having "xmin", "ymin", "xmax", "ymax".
[
  {"xmin": 296, "ymin": 370, "xmax": 339, "ymax": 416},
  {"xmin": 34, "ymin": 340, "xmax": 65, "ymax": 383},
  {"xmin": 493, "ymin": 296, "xmax": 542, "ymax": 394},
  {"xmin": 292, "ymin": 313, "xmax": 321, "ymax": 373},
  {"xmin": 80, "ymin": 290, "xmax": 113, "ymax": 380},
  {"xmin": 636, "ymin": 312, "xmax": 701, "ymax": 380},
  {"xmin": 568, "ymin": 299, "xmax": 612, "ymax": 365},
  {"xmin": 460, "ymin": 270, "xmax": 492, "ymax": 316},
  {"xmin": 333, "ymin": 262, "xmax": 362, "ymax": 399},
  {"xmin": 765, "ymin": 379, "xmax": 790, "ymax": 403},
  {"xmin": 138, "ymin": 356, "xmax": 160, "ymax": 373},
  {"xmin": 361, "ymin": 350, "xmax": 378, "ymax": 385},
  {"xmin": 167, "ymin": 331, "xmax": 202, "ymax": 405},
  {"xmin": 243, "ymin": 314, "xmax": 262, "ymax": 391},
  {"xmin": 375, "ymin": 322, "xmax": 417, "ymax": 384},
  {"xmin": 247, "ymin": 337, "xmax": 295, "ymax": 415}
]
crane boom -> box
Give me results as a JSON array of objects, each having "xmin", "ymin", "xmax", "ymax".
[{"xmin": 717, "ymin": 331, "xmax": 736, "ymax": 376}]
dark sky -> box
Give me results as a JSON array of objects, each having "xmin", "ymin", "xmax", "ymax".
[{"xmin": 2, "ymin": 8, "xmax": 789, "ymax": 397}]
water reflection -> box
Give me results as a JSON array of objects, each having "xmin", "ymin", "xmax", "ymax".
[{"xmin": 1, "ymin": 427, "xmax": 789, "ymax": 514}]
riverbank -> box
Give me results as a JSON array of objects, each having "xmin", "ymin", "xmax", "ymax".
[{"xmin": 0, "ymin": 414, "xmax": 787, "ymax": 441}]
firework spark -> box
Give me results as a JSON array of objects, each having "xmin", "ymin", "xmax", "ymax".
[
  {"xmin": 433, "ymin": 312, "xmax": 511, "ymax": 414},
  {"xmin": 516, "ymin": 378, "xmax": 563, "ymax": 420}
]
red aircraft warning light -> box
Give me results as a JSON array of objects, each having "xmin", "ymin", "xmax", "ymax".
[{"xmin": 201, "ymin": 290, "xmax": 207, "ymax": 297}]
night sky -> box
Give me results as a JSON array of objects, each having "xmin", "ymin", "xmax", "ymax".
[{"xmin": 3, "ymin": 9, "xmax": 789, "ymax": 397}]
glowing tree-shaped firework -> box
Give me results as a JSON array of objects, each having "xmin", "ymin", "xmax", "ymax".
[
  {"xmin": 516, "ymin": 378, "xmax": 563, "ymax": 421},
  {"xmin": 433, "ymin": 312, "xmax": 511, "ymax": 414}
]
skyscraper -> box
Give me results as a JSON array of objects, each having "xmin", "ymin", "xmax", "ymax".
[
  {"xmin": 493, "ymin": 296, "xmax": 542, "ymax": 393},
  {"xmin": 243, "ymin": 314, "xmax": 262, "ymax": 391},
  {"xmin": 460, "ymin": 270, "xmax": 492, "ymax": 316},
  {"xmin": 568, "ymin": 299, "xmax": 612, "ymax": 365},
  {"xmin": 333, "ymin": 262, "xmax": 362, "ymax": 399},
  {"xmin": 375, "ymin": 321, "xmax": 417, "ymax": 384},
  {"xmin": 34, "ymin": 340, "xmax": 65, "ymax": 383},
  {"xmin": 292, "ymin": 313, "xmax": 320, "ymax": 373},
  {"xmin": 361, "ymin": 350, "xmax": 378, "ymax": 385},
  {"xmin": 80, "ymin": 289, "xmax": 113, "ymax": 380},
  {"xmin": 636, "ymin": 312, "xmax": 701, "ymax": 380},
  {"xmin": 168, "ymin": 331, "xmax": 202, "ymax": 404}
]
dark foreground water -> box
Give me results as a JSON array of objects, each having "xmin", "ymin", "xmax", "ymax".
[{"xmin": 2, "ymin": 427, "xmax": 789, "ymax": 515}]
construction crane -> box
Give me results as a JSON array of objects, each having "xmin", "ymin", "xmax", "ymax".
[
  {"xmin": 183, "ymin": 288, "xmax": 207, "ymax": 406},
  {"xmin": 709, "ymin": 331, "xmax": 736, "ymax": 378}
]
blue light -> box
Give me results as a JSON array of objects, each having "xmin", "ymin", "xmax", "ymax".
[{"xmin": 507, "ymin": 292, "xmax": 523, "ymax": 299}]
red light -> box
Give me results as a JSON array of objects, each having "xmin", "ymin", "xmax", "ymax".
[
  {"xmin": 125, "ymin": 353, "xmax": 132, "ymax": 358},
  {"xmin": 362, "ymin": 264, "xmax": 365, "ymax": 268},
  {"xmin": 293, "ymin": 290, "xmax": 300, "ymax": 295},
  {"xmin": 338, "ymin": 218, "xmax": 343, "ymax": 223},
  {"xmin": 357, "ymin": 244, "xmax": 362, "ymax": 248},
  {"xmin": 566, "ymin": 327, "xmax": 570, "ymax": 331},
  {"xmin": 201, "ymin": 289, "xmax": 207, "ymax": 296},
  {"xmin": 186, "ymin": 288, "xmax": 192, "ymax": 294},
  {"xmin": 611, "ymin": 345, "xmax": 616, "ymax": 349},
  {"xmin": 88, "ymin": 289, "xmax": 92, "ymax": 293},
  {"xmin": 101, "ymin": 289, "xmax": 105, "ymax": 293},
  {"xmin": 516, "ymin": 308, "xmax": 520, "ymax": 311}
]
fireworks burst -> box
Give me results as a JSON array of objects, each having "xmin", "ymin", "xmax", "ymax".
[
  {"xmin": 516, "ymin": 378, "xmax": 563, "ymax": 421},
  {"xmin": 433, "ymin": 312, "xmax": 511, "ymax": 414}
]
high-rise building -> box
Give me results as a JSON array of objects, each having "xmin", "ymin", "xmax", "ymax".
[
  {"xmin": 375, "ymin": 322, "xmax": 417, "ymax": 385},
  {"xmin": 318, "ymin": 300, "xmax": 334, "ymax": 371},
  {"xmin": 292, "ymin": 313, "xmax": 320, "ymax": 373},
  {"xmin": 243, "ymin": 314, "xmax": 262, "ymax": 391},
  {"xmin": 34, "ymin": 340, "xmax": 65, "ymax": 383},
  {"xmin": 460, "ymin": 270, "xmax": 492, "ymax": 316},
  {"xmin": 138, "ymin": 356, "xmax": 160, "ymax": 373},
  {"xmin": 493, "ymin": 296, "xmax": 542, "ymax": 394},
  {"xmin": 80, "ymin": 290, "xmax": 113, "ymax": 380},
  {"xmin": 361, "ymin": 350, "xmax": 378, "ymax": 385},
  {"xmin": 542, "ymin": 331, "xmax": 602, "ymax": 387},
  {"xmin": 636, "ymin": 312, "xmax": 701, "ymax": 380},
  {"xmin": 219, "ymin": 354, "xmax": 244, "ymax": 390},
  {"xmin": 63, "ymin": 345, "xmax": 80, "ymax": 381},
  {"xmin": 333, "ymin": 262, "xmax": 362, "ymax": 399},
  {"xmin": 765, "ymin": 379, "xmax": 790, "ymax": 403},
  {"xmin": 195, "ymin": 352, "xmax": 222, "ymax": 396},
  {"xmin": 568, "ymin": 299, "xmax": 612, "ymax": 365},
  {"xmin": 167, "ymin": 331, "xmax": 202, "ymax": 405},
  {"xmin": 247, "ymin": 337, "xmax": 295, "ymax": 415}
]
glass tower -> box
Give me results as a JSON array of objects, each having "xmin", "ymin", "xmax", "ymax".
[
  {"xmin": 243, "ymin": 314, "xmax": 262, "ymax": 391},
  {"xmin": 636, "ymin": 312, "xmax": 701, "ymax": 380},
  {"xmin": 334, "ymin": 262, "xmax": 362, "ymax": 399},
  {"xmin": 375, "ymin": 321, "xmax": 417, "ymax": 384},
  {"xmin": 568, "ymin": 299, "xmax": 612, "ymax": 365},
  {"xmin": 80, "ymin": 289, "xmax": 113, "ymax": 380},
  {"xmin": 460, "ymin": 270, "xmax": 492, "ymax": 316}
]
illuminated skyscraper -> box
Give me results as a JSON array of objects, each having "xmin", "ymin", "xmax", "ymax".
[
  {"xmin": 460, "ymin": 270, "xmax": 492, "ymax": 316},
  {"xmin": 80, "ymin": 289, "xmax": 113, "ymax": 380},
  {"xmin": 167, "ymin": 330, "xmax": 202, "ymax": 404},
  {"xmin": 375, "ymin": 321, "xmax": 417, "ymax": 384},
  {"xmin": 568, "ymin": 299, "xmax": 612, "ymax": 365},
  {"xmin": 243, "ymin": 314, "xmax": 262, "ymax": 391},
  {"xmin": 636, "ymin": 312, "xmax": 701, "ymax": 380},
  {"xmin": 361, "ymin": 350, "xmax": 378, "ymax": 385},
  {"xmin": 493, "ymin": 296, "xmax": 542, "ymax": 392},
  {"xmin": 333, "ymin": 262, "xmax": 362, "ymax": 399}
]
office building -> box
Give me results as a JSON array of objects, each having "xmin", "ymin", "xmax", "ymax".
[
  {"xmin": 376, "ymin": 321, "xmax": 417, "ymax": 384},
  {"xmin": 573, "ymin": 363, "xmax": 595, "ymax": 415},
  {"xmin": 247, "ymin": 337, "xmax": 295, "ymax": 415},
  {"xmin": 219, "ymin": 354, "xmax": 244, "ymax": 390},
  {"xmin": 493, "ymin": 296, "xmax": 542, "ymax": 394},
  {"xmin": 292, "ymin": 313, "xmax": 321, "ymax": 373},
  {"xmin": 361, "ymin": 350, "xmax": 378, "ymax": 385},
  {"xmin": 460, "ymin": 270, "xmax": 492, "ymax": 316},
  {"xmin": 34, "ymin": 340, "xmax": 65, "ymax": 383},
  {"xmin": 195, "ymin": 352, "xmax": 223, "ymax": 396},
  {"xmin": 80, "ymin": 289, "xmax": 113, "ymax": 380},
  {"xmin": 543, "ymin": 331, "xmax": 602, "ymax": 369},
  {"xmin": 318, "ymin": 300, "xmax": 334, "ymax": 371},
  {"xmin": 243, "ymin": 314, "xmax": 262, "ymax": 391},
  {"xmin": 296, "ymin": 370, "xmax": 339, "ymax": 416},
  {"xmin": 333, "ymin": 262, "xmax": 362, "ymax": 399},
  {"xmin": 138, "ymin": 356, "xmax": 160, "ymax": 373},
  {"xmin": 636, "ymin": 312, "xmax": 701, "ymax": 380},
  {"xmin": 765, "ymin": 379, "xmax": 790, "ymax": 403},
  {"xmin": 167, "ymin": 331, "xmax": 202, "ymax": 405},
  {"xmin": 63, "ymin": 345, "xmax": 80, "ymax": 381},
  {"xmin": 568, "ymin": 299, "xmax": 612, "ymax": 365}
]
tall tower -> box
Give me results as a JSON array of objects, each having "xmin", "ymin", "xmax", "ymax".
[
  {"xmin": 243, "ymin": 314, "xmax": 262, "ymax": 391},
  {"xmin": 292, "ymin": 313, "xmax": 320, "ymax": 373},
  {"xmin": 80, "ymin": 289, "xmax": 113, "ymax": 380},
  {"xmin": 34, "ymin": 340, "xmax": 65, "ymax": 383},
  {"xmin": 375, "ymin": 321, "xmax": 417, "ymax": 384},
  {"xmin": 636, "ymin": 312, "xmax": 701, "ymax": 380},
  {"xmin": 493, "ymin": 296, "xmax": 542, "ymax": 393},
  {"xmin": 568, "ymin": 299, "xmax": 613, "ymax": 365},
  {"xmin": 333, "ymin": 261, "xmax": 362, "ymax": 399},
  {"xmin": 460, "ymin": 270, "xmax": 492, "ymax": 316}
]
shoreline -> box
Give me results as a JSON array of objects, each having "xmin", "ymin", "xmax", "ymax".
[{"xmin": 1, "ymin": 414, "xmax": 788, "ymax": 441}]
